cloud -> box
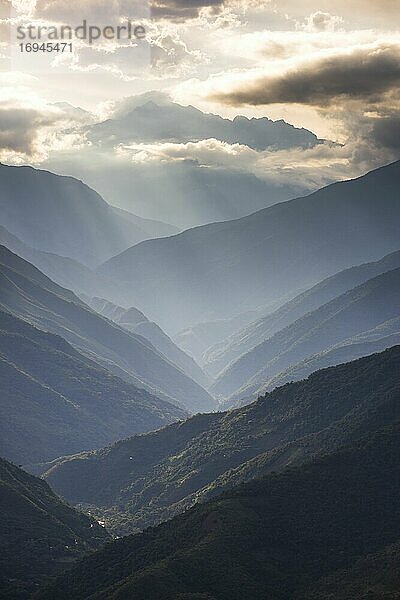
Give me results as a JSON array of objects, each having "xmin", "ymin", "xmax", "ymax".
[
  {"xmin": 34, "ymin": 0, "xmax": 223, "ymax": 22},
  {"xmin": 371, "ymin": 115, "xmax": 400, "ymax": 150},
  {"xmin": 0, "ymin": 106, "xmax": 52, "ymax": 154},
  {"xmin": 34, "ymin": 0, "xmax": 149, "ymax": 23},
  {"xmin": 151, "ymin": 0, "xmax": 223, "ymax": 21},
  {"xmin": 59, "ymin": 42, "xmax": 152, "ymax": 80},
  {"xmin": 206, "ymin": 40, "xmax": 400, "ymax": 161},
  {"xmin": 16, "ymin": 0, "xmax": 202, "ymax": 79},
  {"xmin": 211, "ymin": 43, "xmax": 400, "ymax": 107},
  {"xmin": 117, "ymin": 137, "xmax": 258, "ymax": 168},
  {"xmin": 149, "ymin": 26, "xmax": 204, "ymax": 75},
  {"xmin": 299, "ymin": 11, "xmax": 343, "ymax": 33},
  {"xmin": 114, "ymin": 135, "xmax": 379, "ymax": 192},
  {"xmin": 0, "ymin": 94, "xmax": 89, "ymax": 162},
  {"xmin": 270, "ymin": 0, "xmax": 400, "ymax": 29}
]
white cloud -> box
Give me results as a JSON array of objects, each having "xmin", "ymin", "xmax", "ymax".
[
  {"xmin": 117, "ymin": 137, "xmax": 258, "ymax": 167},
  {"xmin": 299, "ymin": 11, "xmax": 344, "ymax": 33},
  {"xmin": 114, "ymin": 135, "xmax": 385, "ymax": 192}
]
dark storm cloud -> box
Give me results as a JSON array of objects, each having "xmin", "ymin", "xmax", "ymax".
[
  {"xmin": 370, "ymin": 115, "xmax": 400, "ymax": 150},
  {"xmin": 151, "ymin": 0, "xmax": 223, "ymax": 20},
  {"xmin": 0, "ymin": 107, "xmax": 55, "ymax": 154},
  {"xmin": 35, "ymin": 0, "xmax": 223, "ymax": 22},
  {"xmin": 213, "ymin": 45, "xmax": 400, "ymax": 106}
]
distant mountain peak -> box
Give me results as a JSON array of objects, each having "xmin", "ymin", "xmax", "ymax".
[{"xmin": 89, "ymin": 93, "xmax": 322, "ymax": 152}]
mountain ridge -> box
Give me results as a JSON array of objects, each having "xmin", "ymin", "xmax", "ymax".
[
  {"xmin": 0, "ymin": 310, "xmax": 186, "ymax": 465},
  {"xmin": 0, "ymin": 245, "xmax": 215, "ymax": 412},
  {"xmin": 204, "ymin": 248, "xmax": 400, "ymax": 378},
  {"xmin": 88, "ymin": 94, "xmax": 323, "ymax": 151},
  {"xmin": 213, "ymin": 265, "xmax": 400, "ymax": 400},
  {"xmin": 84, "ymin": 296, "xmax": 211, "ymax": 389},
  {"xmin": 98, "ymin": 160, "xmax": 400, "ymax": 333},
  {"xmin": 43, "ymin": 346, "xmax": 400, "ymax": 535},
  {"xmin": 0, "ymin": 163, "xmax": 177, "ymax": 268},
  {"xmin": 35, "ymin": 420, "xmax": 400, "ymax": 600}
]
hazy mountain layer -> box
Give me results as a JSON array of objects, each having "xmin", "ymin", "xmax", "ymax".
[
  {"xmin": 213, "ymin": 266, "xmax": 400, "ymax": 399},
  {"xmin": 0, "ymin": 245, "xmax": 215, "ymax": 413},
  {"xmin": 99, "ymin": 161, "xmax": 400, "ymax": 333},
  {"xmin": 84, "ymin": 297, "xmax": 211, "ymax": 389},
  {"xmin": 0, "ymin": 163, "xmax": 176, "ymax": 267},
  {"xmin": 205, "ymin": 249, "xmax": 400, "ymax": 378},
  {"xmin": 0, "ymin": 310, "xmax": 186, "ymax": 465},
  {"xmin": 249, "ymin": 327, "xmax": 400, "ymax": 399},
  {"xmin": 0, "ymin": 225, "xmax": 127, "ymax": 304},
  {"xmin": 49, "ymin": 151, "xmax": 308, "ymax": 230},
  {"xmin": 173, "ymin": 297, "xmax": 286, "ymax": 367}
]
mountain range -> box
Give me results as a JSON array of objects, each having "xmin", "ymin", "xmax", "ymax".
[
  {"xmin": 45, "ymin": 93, "xmax": 319, "ymax": 228},
  {"xmin": 88, "ymin": 92, "xmax": 322, "ymax": 151},
  {"xmin": 43, "ymin": 346, "xmax": 400, "ymax": 535},
  {"xmin": 0, "ymin": 163, "xmax": 176, "ymax": 268},
  {"xmin": 35, "ymin": 346, "xmax": 400, "ymax": 599},
  {"xmin": 212, "ymin": 265, "xmax": 400, "ymax": 401},
  {"xmin": 0, "ymin": 245, "xmax": 215, "ymax": 412},
  {"xmin": 1, "ymin": 147, "xmax": 400, "ymax": 600},
  {"xmin": 204, "ymin": 249, "xmax": 400, "ymax": 378},
  {"xmin": 0, "ymin": 310, "xmax": 186, "ymax": 465},
  {"xmin": 98, "ymin": 160, "xmax": 400, "ymax": 333}
]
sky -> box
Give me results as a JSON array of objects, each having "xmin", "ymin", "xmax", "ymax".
[{"xmin": 0, "ymin": 0, "xmax": 399, "ymax": 203}]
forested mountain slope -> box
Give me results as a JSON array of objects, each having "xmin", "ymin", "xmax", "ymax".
[
  {"xmin": 36, "ymin": 423, "xmax": 400, "ymax": 600},
  {"xmin": 44, "ymin": 346, "xmax": 400, "ymax": 535},
  {"xmin": 0, "ymin": 458, "xmax": 108, "ymax": 600}
]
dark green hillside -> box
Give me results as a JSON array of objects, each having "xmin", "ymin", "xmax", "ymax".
[
  {"xmin": 44, "ymin": 346, "xmax": 400, "ymax": 535},
  {"xmin": 0, "ymin": 458, "xmax": 108, "ymax": 599},
  {"xmin": 0, "ymin": 245, "xmax": 215, "ymax": 412},
  {"xmin": 35, "ymin": 424, "xmax": 400, "ymax": 600},
  {"xmin": 307, "ymin": 541, "xmax": 400, "ymax": 599},
  {"xmin": 0, "ymin": 311, "xmax": 186, "ymax": 465}
]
